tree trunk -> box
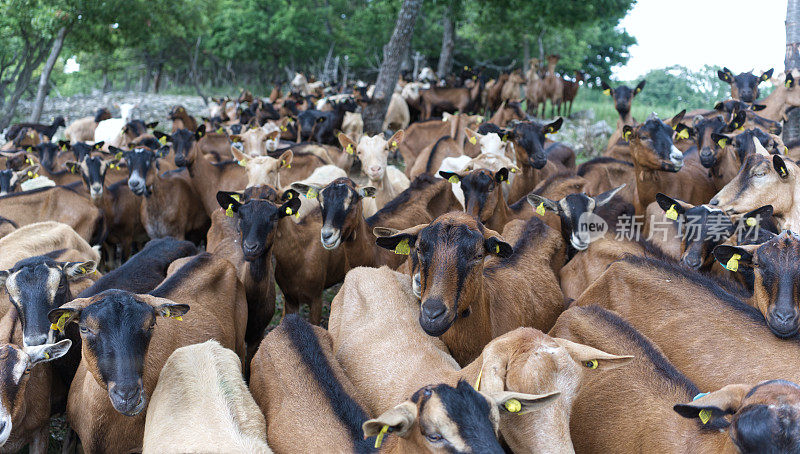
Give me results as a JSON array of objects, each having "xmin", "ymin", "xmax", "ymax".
[
  {"xmin": 29, "ymin": 26, "xmax": 68, "ymax": 123},
  {"xmin": 523, "ymin": 36, "xmax": 530, "ymax": 72},
  {"xmin": 437, "ymin": 4, "xmax": 455, "ymax": 78},
  {"xmin": 363, "ymin": 0, "xmax": 423, "ymax": 134},
  {"xmin": 786, "ymin": 0, "xmax": 800, "ymax": 146},
  {"xmin": 153, "ymin": 63, "xmax": 163, "ymax": 93}
]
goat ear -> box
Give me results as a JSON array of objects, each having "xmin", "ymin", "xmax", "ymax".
[
  {"xmin": 155, "ymin": 303, "xmax": 190, "ymax": 320},
  {"xmin": 552, "ymin": 337, "xmax": 634, "ymax": 370},
  {"xmin": 230, "ymin": 147, "xmax": 248, "ymax": 163},
  {"xmin": 712, "ymin": 245, "xmax": 755, "ymax": 272},
  {"xmin": 25, "ymin": 339, "xmax": 72, "ymax": 366},
  {"xmin": 600, "ymin": 81, "xmax": 612, "ymax": 95},
  {"xmin": 494, "ymin": 168, "xmax": 509, "ymax": 183},
  {"xmin": 726, "ymin": 110, "xmax": 746, "ymax": 132},
  {"xmin": 47, "ymin": 306, "xmax": 81, "ymax": 328},
  {"xmin": 711, "ymin": 133, "xmax": 731, "ymax": 149},
  {"xmin": 742, "ymin": 205, "xmax": 773, "ymax": 225},
  {"xmin": 338, "ymin": 132, "xmax": 356, "ymax": 155},
  {"xmin": 363, "ymin": 401, "xmax": 418, "ymax": 440},
  {"xmin": 760, "ymin": 68, "xmax": 774, "ymax": 82},
  {"xmin": 375, "ymin": 228, "xmax": 422, "ymax": 255},
  {"xmin": 290, "ymin": 183, "xmax": 323, "ymax": 200},
  {"xmin": 57, "ymin": 140, "xmax": 70, "ymax": 151},
  {"xmin": 387, "ymin": 130, "xmax": 404, "ymax": 150},
  {"xmin": 216, "ymin": 191, "xmax": 243, "ymax": 211},
  {"xmin": 278, "ymin": 195, "xmax": 301, "ymax": 218},
  {"xmin": 543, "ymin": 117, "xmax": 563, "ymax": 134},
  {"xmin": 488, "ymin": 390, "xmax": 561, "ymax": 415},
  {"xmin": 484, "ymin": 236, "xmax": 513, "ymax": 258},
  {"xmin": 145, "ymin": 121, "xmax": 159, "ymax": 129},
  {"xmin": 93, "ymin": 141, "xmax": 105, "ymax": 150},
  {"xmin": 64, "ymin": 161, "xmax": 80, "ymax": 175},
  {"xmin": 62, "ymin": 261, "xmax": 96, "ymax": 280},
  {"xmin": 787, "ymin": 72, "xmax": 796, "ymax": 88},
  {"xmin": 751, "ymin": 103, "xmax": 767, "ymax": 111},
  {"xmin": 357, "ymin": 186, "xmax": 376, "ymax": 199},
  {"xmin": 278, "ymin": 149, "xmax": 293, "ymax": 168},
  {"xmin": 718, "ymin": 68, "xmax": 733, "ymax": 83},
  {"xmin": 634, "ymin": 80, "xmax": 646, "ymax": 95},
  {"xmin": 655, "ymin": 193, "xmax": 690, "ymax": 220},
  {"xmin": 713, "ymin": 101, "xmax": 725, "ymax": 111},
  {"xmin": 195, "ymin": 124, "xmax": 206, "ymax": 141},
  {"xmin": 526, "ymin": 193, "xmax": 558, "ymax": 213},
  {"xmin": 155, "ymin": 146, "xmax": 169, "ymax": 159},
  {"xmin": 439, "ymin": 171, "xmax": 461, "ymax": 184},
  {"xmin": 774, "ymin": 155, "xmax": 790, "ymax": 179},
  {"xmin": 674, "ymin": 124, "xmax": 692, "ymax": 140},
  {"xmin": 673, "ymin": 383, "xmax": 751, "ymax": 422},
  {"xmin": 622, "ymin": 125, "xmax": 634, "ymax": 142},
  {"xmin": 153, "ymin": 131, "xmax": 170, "ymax": 143},
  {"xmin": 669, "ymin": 109, "xmax": 686, "ymax": 129},
  {"xmin": 595, "ymin": 184, "xmax": 625, "ymax": 206}
]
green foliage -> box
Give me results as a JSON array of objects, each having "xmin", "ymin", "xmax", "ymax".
[{"xmin": 631, "ymin": 65, "xmax": 729, "ymax": 111}]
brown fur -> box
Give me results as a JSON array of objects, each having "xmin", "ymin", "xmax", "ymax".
[
  {"xmin": 182, "ymin": 136, "xmax": 248, "ymax": 216},
  {"xmin": 64, "ymin": 254, "xmax": 247, "ymax": 453},
  {"xmin": 419, "ymin": 82, "xmax": 482, "ymax": 120},
  {"xmin": 0, "ymin": 187, "xmax": 102, "ymax": 244}
]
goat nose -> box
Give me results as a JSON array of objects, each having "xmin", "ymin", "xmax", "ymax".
[
  {"xmin": 111, "ymin": 385, "xmax": 139, "ymax": 402},
  {"xmin": 775, "ymin": 311, "xmax": 795, "ymax": 323},
  {"xmin": 243, "ymin": 240, "xmax": 257, "ymax": 251},
  {"xmin": 370, "ymin": 166, "xmax": 381, "ymax": 172},
  {"xmin": 23, "ymin": 333, "xmax": 48, "ymax": 347},
  {"xmin": 421, "ymin": 302, "xmax": 445, "ymax": 320}
]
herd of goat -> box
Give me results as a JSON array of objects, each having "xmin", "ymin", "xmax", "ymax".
[{"xmin": 0, "ymin": 63, "xmax": 798, "ymax": 453}]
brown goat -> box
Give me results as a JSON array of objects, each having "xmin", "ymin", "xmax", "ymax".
[
  {"xmin": 374, "ymin": 212, "xmax": 565, "ymax": 365},
  {"xmin": 551, "ymin": 305, "xmax": 800, "ymax": 453},
  {"xmin": 168, "ymin": 105, "xmax": 197, "ymax": 133},
  {"xmin": 52, "ymin": 253, "xmax": 247, "ymax": 453},
  {"xmin": 541, "ymin": 55, "xmax": 564, "ymax": 117},
  {"xmin": 329, "ymin": 266, "xmax": 631, "ymax": 452},
  {"xmin": 561, "ymin": 71, "xmax": 584, "ymax": 117},
  {"xmin": 419, "ymin": 80, "xmax": 483, "ymax": 120}
]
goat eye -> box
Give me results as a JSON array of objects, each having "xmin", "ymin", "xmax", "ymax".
[
  {"xmin": 425, "ymin": 433, "xmax": 443, "ymax": 442},
  {"xmin": 23, "ymin": 367, "xmax": 30, "ymax": 376}
]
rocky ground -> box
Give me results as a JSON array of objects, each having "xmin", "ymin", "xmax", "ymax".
[{"xmin": 11, "ymin": 92, "xmax": 613, "ymax": 158}]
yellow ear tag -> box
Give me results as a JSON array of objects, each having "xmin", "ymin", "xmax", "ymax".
[
  {"xmin": 787, "ymin": 80, "xmax": 793, "ymax": 88},
  {"xmin": 603, "ymin": 89, "xmax": 611, "ymax": 96},
  {"xmin": 230, "ymin": 194, "xmax": 240, "ymax": 202},
  {"xmin": 699, "ymin": 409, "xmax": 712, "ymax": 425},
  {"xmin": 28, "ymin": 130, "xmax": 35, "ymax": 138},
  {"xmin": 586, "ymin": 359, "xmax": 599, "ymax": 369},
  {"xmin": 306, "ymin": 188, "xmax": 317, "ymax": 199},
  {"xmin": 50, "ymin": 312, "xmax": 71, "ymax": 334},
  {"xmin": 27, "ymin": 171, "xmax": 34, "ymax": 178},
  {"xmin": 504, "ymin": 399, "xmax": 522, "ymax": 413},
  {"xmin": 216, "ymin": 127, "xmax": 223, "ymax": 134},
  {"xmin": 391, "ymin": 140, "xmax": 398, "ymax": 148},
  {"xmin": 785, "ymin": 146, "xmax": 789, "ymax": 154},
  {"xmin": 494, "ymin": 244, "xmax": 500, "ymax": 254},
  {"xmin": 665, "ymin": 204, "xmax": 679, "ymax": 220},
  {"xmin": 286, "ymin": 192, "xmax": 293, "ymax": 200},
  {"xmin": 60, "ymin": 144, "xmax": 67, "ymax": 151},
  {"xmin": 510, "ymin": 167, "xmax": 518, "ymax": 173},
  {"xmin": 25, "ymin": 158, "xmax": 33, "ymax": 165},
  {"xmin": 285, "ymin": 207, "xmax": 293, "ymax": 216},
  {"xmin": 43, "ymin": 351, "xmax": 50, "ymax": 360},
  {"xmin": 468, "ymin": 136, "xmax": 477, "ymax": 145},
  {"xmin": 448, "ymin": 175, "xmax": 459, "ymax": 184},
  {"xmin": 158, "ymin": 136, "xmax": 167, "ymax": 145},
  {"xmin": 237, "ymin": 159, "xmax": 247, "ymax": 167},
  {"xmin": 536, "ymin": 202, "xmax": 545, "ymax": 216},
  {"xmin": 346, "ymin": 143, "xmax": 354, "ymax": 155},
  {"xmin": 476, "ymin": 117, "xmax": 483, "ymax": 124},
  {"xmin": 781, "ymin": 167, "xmax": 788, "ymax": 177},
  {"xmin": 226, "ymin": 204, "xmax": 235, "ymax": 217},
  {"xmin": 726, "ymin": 253, "xmax": 741, "ymax": 272},
  {"xmin": 162, "ymin": 307, "xmax": 182, "ymax": 321},
  {"xmin": 746, "ymin": 217, "xmax": 758, "ymax": 227},
  {"xmin": 114, "ymin": 152, "xmax": 123, "ymax": 160},
  {"xmin": 394, "ymin": 238, "xmax": 410, "ymax": 255},
  {"xmin": 676, "ymin": 128, "xmax": 689, "ymax": 140},
  {"xmin": 474, "ymin": 367, "xmax": 483, "ymax": 390},
  {"xmin": 374, "ymin": 425, "xmax": 389, "ymax": 449},
  {"xmin": 280, "ymin": 125, "xmax": 287, "ymax": 132}
]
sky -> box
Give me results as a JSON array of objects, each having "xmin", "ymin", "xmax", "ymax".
[{"xmin": 613, "ymin": 0, "xmax": 787, "ymax": 80}]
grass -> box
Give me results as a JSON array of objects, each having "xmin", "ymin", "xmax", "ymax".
[{"xmin": 568, "ymin": 88, "xmax": 698, "ymax": 127}]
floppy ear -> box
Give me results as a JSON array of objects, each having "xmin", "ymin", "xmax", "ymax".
[
  {"xmin": 47, "ymin": 302, "xmax": 85, "ymax": 328},
  {"xmin": 674, "ymin": 124, "xmax": 693, "ymax": 140},
  {"xmin": 622, "ymin": 125, "xmax": 634, "ymax": 142},
  {"xmin": 673, "ymin": 383, "xmax": 751, "ymax": 423},
  {"xmin": 363, "ymin": 401, "xmax": 417, "ymax": 439},
  {"xmin": 488, "ymin": 391, "xmax": 561, "ymax": 415},
  {"xmin": 484, "ymin": 236, "xmax": 513, "ymax": 258},
  {"xmin": 337, "ymin": 132, "xmax": 357, "ymax": 155},
  {"xmin": 387, "ymin": 130, "xmax": 404, "ymax": 151},
  {"xmin": 751, "ymin": 104, "xmax": 767, "ymax": 111},
  {"xmin": 278, "ymin": 195, "xmax": 302, "ymax": 218},
  {"xmin": 62, "ymin": 261, "xmax": 96, "ymax": 280},
  {"xmin": 154, "ymin": 303, "xmax": 190, "ymax": 320},
  {"xmin": 153, "ymin": 131, "xmax": 171, "ymax": 145},
  {"xmin": 595, "ymin": 184, "xmax": 626, "ymax": 206},
  {"xmin": 230, "ymin": 147, "xmax": 249, "ymax": 163},
  {"xmin": 741, "ymin": 205, "xmax": 773, "ymax": 226},
  {"xmin": 543, "ymin": 117, "xmax": 563, "ymax": 134},
  {"xmin": 713, "ymin": 244, "xmax": 756, "ymax": 272},
  {"xmin": 216, "ymin": 191, "xmax": 243, "ymax": 211},
  {"xmin": 718, "ymin": 68, "xmax": 733, "ymax": 83},
  {"xmin": 552, "ymin": 337, "xmax": 634, "ymax": 370},
  {"xmin": 774, "ymin": 155, "xmax": 790, "ymax": 179},
  {"xmin": 600, "ymin": 81, "xmax": 613, "ymax": 96},
  {"xmin": 108, "ymin": 146, "xmax": 125, "ymax": 160},
  {"xmin": 527, "ymin": 193, "xmax": 559, "ymax": 213},
  {"xmin": 655, "ymin": 193, "xmax": 689, "ymax": 220},
  {"xmin": 195, "ymin": 124, "xmax": 206, "ymax": 141},
  {"xmin": 64, "ymin": 161, "xmax": 80, "ymax": 175},
  {"xmin": 265, "ymin": 130, "xmax": 281, "ymax": 141},
  {"xmin": 760, "ymin": 68, "xmax": 774, "ymax": 82},
  {"xmin": 357, "ymin": 186, "xmax": 376, "ymax": 198},
  {"xmin": 25, "ymin": 339, "xmax": 72, "ymax": 366},
  {"xmin": 93, "ymin": 141, "xmax": 105, "ymax": 150},
  {"xmin": 711, "ymin": 133, "xmax": 731, "ymax": 149},
  {"xmin": 634, "ymin": 80, "xmax": 646, "ymax": 95}
]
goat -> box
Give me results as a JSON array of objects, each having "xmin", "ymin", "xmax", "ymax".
[
  {"xmin": 64, "ymin": 109, "xmax": 111, "ymax": 144},
  {"xmin": 6, "ymin": 116, "xmax": 65, "ymax": 143},
  {"xmin": 93, "ymin": 103, "xmax": 136, "ymax": 144},
  {"xmin": 718, "ymin": 67, "xmax": 773, "ymax": 103}
]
